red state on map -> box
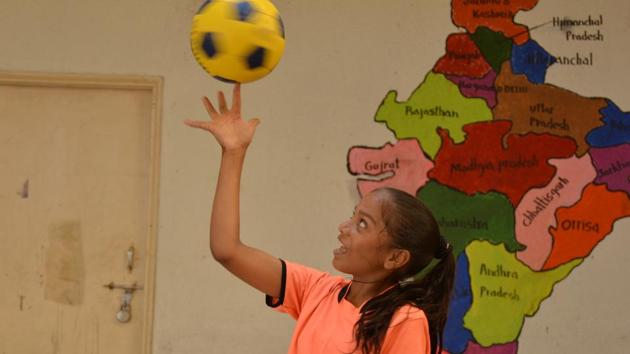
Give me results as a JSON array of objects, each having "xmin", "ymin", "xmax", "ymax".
[
  {"xmin": 543, "ymin": 184, "xmax": 630, "ymax": 270},
  {"xmin": 428, "ymin": 120, "xmax": 577, "ymax": 206},
  {"xmin": 451, "ymin": 0, "xmax": 538, "ymax": 44},
  {"xmin": 433, "ymin": 33, "xmax": 492, "ymax": 79}
]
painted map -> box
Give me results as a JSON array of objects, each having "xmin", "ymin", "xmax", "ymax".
[{"xmin": 346, "ymin": 1, "xmax": 630, "ymax": 352}]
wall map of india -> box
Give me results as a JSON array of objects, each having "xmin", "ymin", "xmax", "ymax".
[{"xmin": 346, "ymin": 0, "xmax": 630, "ymax": 352}]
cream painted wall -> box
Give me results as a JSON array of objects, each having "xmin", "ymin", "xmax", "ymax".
[{"xmin": 1, "ymin": 1, "xmax": 628, "ymax": 353}]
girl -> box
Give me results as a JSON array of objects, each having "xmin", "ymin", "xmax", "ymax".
[{"xmin": 185, "ymin": 84, "xmax": 455, "ymax": 354}]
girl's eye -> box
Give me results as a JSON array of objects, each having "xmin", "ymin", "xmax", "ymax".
[{"xmin": 358, "ymin": 219, "xmax": 368, "ymax": 229}]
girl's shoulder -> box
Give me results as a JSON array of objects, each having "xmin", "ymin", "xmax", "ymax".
[
  {"xmin": 390, "ymin": 303, "xmax": 428, "ymax": 327},
  {"xmin": 284, "ymin": 260, "xmax": 348, "ymax": 297}
]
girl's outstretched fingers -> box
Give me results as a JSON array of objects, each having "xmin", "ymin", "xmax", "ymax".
[
  {"xmin": 232, "ymin": 83, "xmax": 241, "ymax": 115},
  {"xmin": 185, "ymin": 83, "xmax": 256, "ymax": 150},
  {"xmin": 249, "ymin": 117, "xmax": 261, "ymax": 129},
  {"xmin": 202, "ymin": 96, "xmax": 218, "ymax": 118},
  {"xmin": 183, "ymin": 119, "xmax": 213, "ymax": 133},
  {"xmin": 218, "ymin": 91, "xmax": 228, "ymax": 114}
]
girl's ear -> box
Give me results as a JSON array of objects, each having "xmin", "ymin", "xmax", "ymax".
[{"xmin": 384, "ymin": 249, "xmax": 411, "ymax": 271}]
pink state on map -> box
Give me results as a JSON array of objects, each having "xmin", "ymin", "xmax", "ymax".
[
  {"xmin": 515, "ymin": 154, "xmax": 596, "ymax": 270},
  {"xmin": 464, "ymin": 341, "xmax": 518, "ymax": 354},
  {"xmin": 589, "ymin": 144, "xmax": 630, "ymax": 196},
  {"xmin": 446, "ymin": 70, "xmax": 497, "ymax": 108},
  {"xmin": 347, "ymin": 139, "xmax": 433, "ymax": 197}
]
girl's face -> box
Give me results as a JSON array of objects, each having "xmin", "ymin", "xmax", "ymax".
[{"xmin": 332, "ymin": 191, "xmax": 395, "ymax": 281}]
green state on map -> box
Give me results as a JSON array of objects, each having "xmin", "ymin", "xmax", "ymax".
[
  {"xmin": 469, "ymin": 26, "xmax": 512, "ymax": 72},
  {"xmin": 375, "ymin": 72, "xmax": 492, "ymax": 159},
  {"xmin": 463, "ymin": 241, "xmax": 582, "ymax": 346},
  {"xmin": 418, "ymin": 180, "xmax": 523, "ymax": 257}
]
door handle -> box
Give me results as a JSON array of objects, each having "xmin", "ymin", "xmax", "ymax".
[{"xmin": 103, "ymin": 282, "xmax": 143, "ymax": 323}]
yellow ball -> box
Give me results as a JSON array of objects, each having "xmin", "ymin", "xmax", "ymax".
[{"xmin": 190, "ymin": 0, "xmax": 286, "ymax": 83}]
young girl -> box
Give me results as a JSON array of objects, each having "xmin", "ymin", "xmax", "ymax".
[{"xmin": 185, "ymin": 84, "xmax": 455, "ymax": 354}]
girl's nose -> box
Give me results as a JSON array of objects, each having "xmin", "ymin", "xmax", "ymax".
[{"xmin": 338, "ymin": 219, "xmax": 351, "ymax": 233}]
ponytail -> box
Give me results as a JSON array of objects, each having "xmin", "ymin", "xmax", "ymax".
[{"xmin": 353, "ymin": 240, "xmax": 455, "ymax": 354}]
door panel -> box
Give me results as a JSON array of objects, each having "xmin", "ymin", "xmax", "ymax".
[{"xmin": 0, "ymin": 73, "xmax": 161, "ymax": 354}]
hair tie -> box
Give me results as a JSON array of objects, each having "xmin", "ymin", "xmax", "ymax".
[
  {"xmin": 398, "ymin": 257, "xmax": 440, "ymax": 287},
  {"xmin": 398, "ymin": 236, "xmax": 451, "ymax": 287}
]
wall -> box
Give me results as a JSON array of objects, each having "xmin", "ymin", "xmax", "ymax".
[{"xmin": 1, "ymin": 0, "xmax": 628, "ymax": 353}]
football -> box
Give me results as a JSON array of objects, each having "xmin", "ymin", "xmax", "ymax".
[{"xmin": 190, "ymin": 0, "xmax": 286, "ymax": 83}]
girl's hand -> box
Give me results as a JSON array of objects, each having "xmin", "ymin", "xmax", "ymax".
[{"xmin": 185, "ymin": 84, "xmax": 260, "ymax": 151}]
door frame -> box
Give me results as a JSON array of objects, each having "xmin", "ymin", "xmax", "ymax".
[{"xmin": 0, "ymin": 70, "xmax": 162, "ymax": 354}]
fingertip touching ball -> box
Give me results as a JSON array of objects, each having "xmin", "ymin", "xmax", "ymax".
[{"xmin": 190, "ymin": 0, "xmax": 286, "ymax": 83}]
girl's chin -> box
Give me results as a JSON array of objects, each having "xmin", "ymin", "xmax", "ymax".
[
  {"xmin": 331, "ymin": 258, "xmax": 351, "ymax": 274},
  {"xmin": 331, "ymin": 257, "xmax": 342, "ymax": 269}
]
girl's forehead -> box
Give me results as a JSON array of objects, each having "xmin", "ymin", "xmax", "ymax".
[{"xmin": 357, "ymin": 191, "xmax": 389, "ymax": 217}]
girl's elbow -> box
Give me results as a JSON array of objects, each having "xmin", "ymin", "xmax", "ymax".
[{"xmin": 210, "ymin": 243, "xmax": 239, "ymax": 263}]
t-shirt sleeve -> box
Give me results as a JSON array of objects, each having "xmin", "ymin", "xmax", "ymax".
[
  {"xmin": 381, "ymin": 306, "xmax": 431, "ymax": 354},
  {"xmin": 265, "ymin": 259, "xmax": 330, "ymax": 319}
]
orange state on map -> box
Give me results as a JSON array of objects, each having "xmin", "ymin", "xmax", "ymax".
[
  {"xmin": 433, "ymin": 33, "xmax": 493, "ymax": 79},
  {"xmin": 429, "ymin": 120, "xmax": 577, "ymax": 206},
  {"xmin": 543, "ymin": 184, "xmax": 630, "ymax": 270},
  {"xmin": 493, "ymin": 62, "xmax": 607, "ymax": 156},
  {"xmin": 451, "ymin": 0, "xmax": 538, "ymax": 45},
  {"xmin": 347, "ymin": 139, "xmax": 434, "ymax": 197},
  {"xmin": 514, "ymin": 154, "xmax": 597, "ymax": 271}
]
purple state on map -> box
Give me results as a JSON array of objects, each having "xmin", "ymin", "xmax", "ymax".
[
  {"xmin": 464, "ymin": 341, "xmax": 518, "ymax": 354},
  {"xmin": 446, "ymin": 70, "xmax": 497, "ymax": 108},
  {"xmin": 589, "ymin": 144, "xmax": 630, "ymax": 196}
]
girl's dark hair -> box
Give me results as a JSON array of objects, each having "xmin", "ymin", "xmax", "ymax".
[{"xmin": 353, "ymin": 187, "xmax": 455, "ymax": 354}]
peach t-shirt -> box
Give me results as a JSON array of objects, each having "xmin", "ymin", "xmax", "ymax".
[{"xmin": 266, "ymin": 260, "xmax": 431, "ymax": 354}]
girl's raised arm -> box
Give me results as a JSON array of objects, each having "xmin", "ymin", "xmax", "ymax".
[{"xmin": 185, "ymin": 84, "xmax": 282, "ymax": 298}]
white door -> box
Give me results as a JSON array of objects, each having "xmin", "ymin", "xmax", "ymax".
[{"xmin": 0, "ymin": 72, "xmax": 161, "ymax": 354}]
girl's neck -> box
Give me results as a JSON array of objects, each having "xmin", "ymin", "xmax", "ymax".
[{"xmin": 345, "ymin": 280, "xmax": 395, "ymax": 308}]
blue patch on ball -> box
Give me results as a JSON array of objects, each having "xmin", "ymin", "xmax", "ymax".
[
  {"xmin": 202, "ymin": 33, "xmax": 217, "ymax": 58},
  {"xmin": 247, "ymin": 47, "xmax": 266, "ymax": 69},
  {"xmin": 237, "ymin": 1, "xmax": 254, "ymax": 21}
]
